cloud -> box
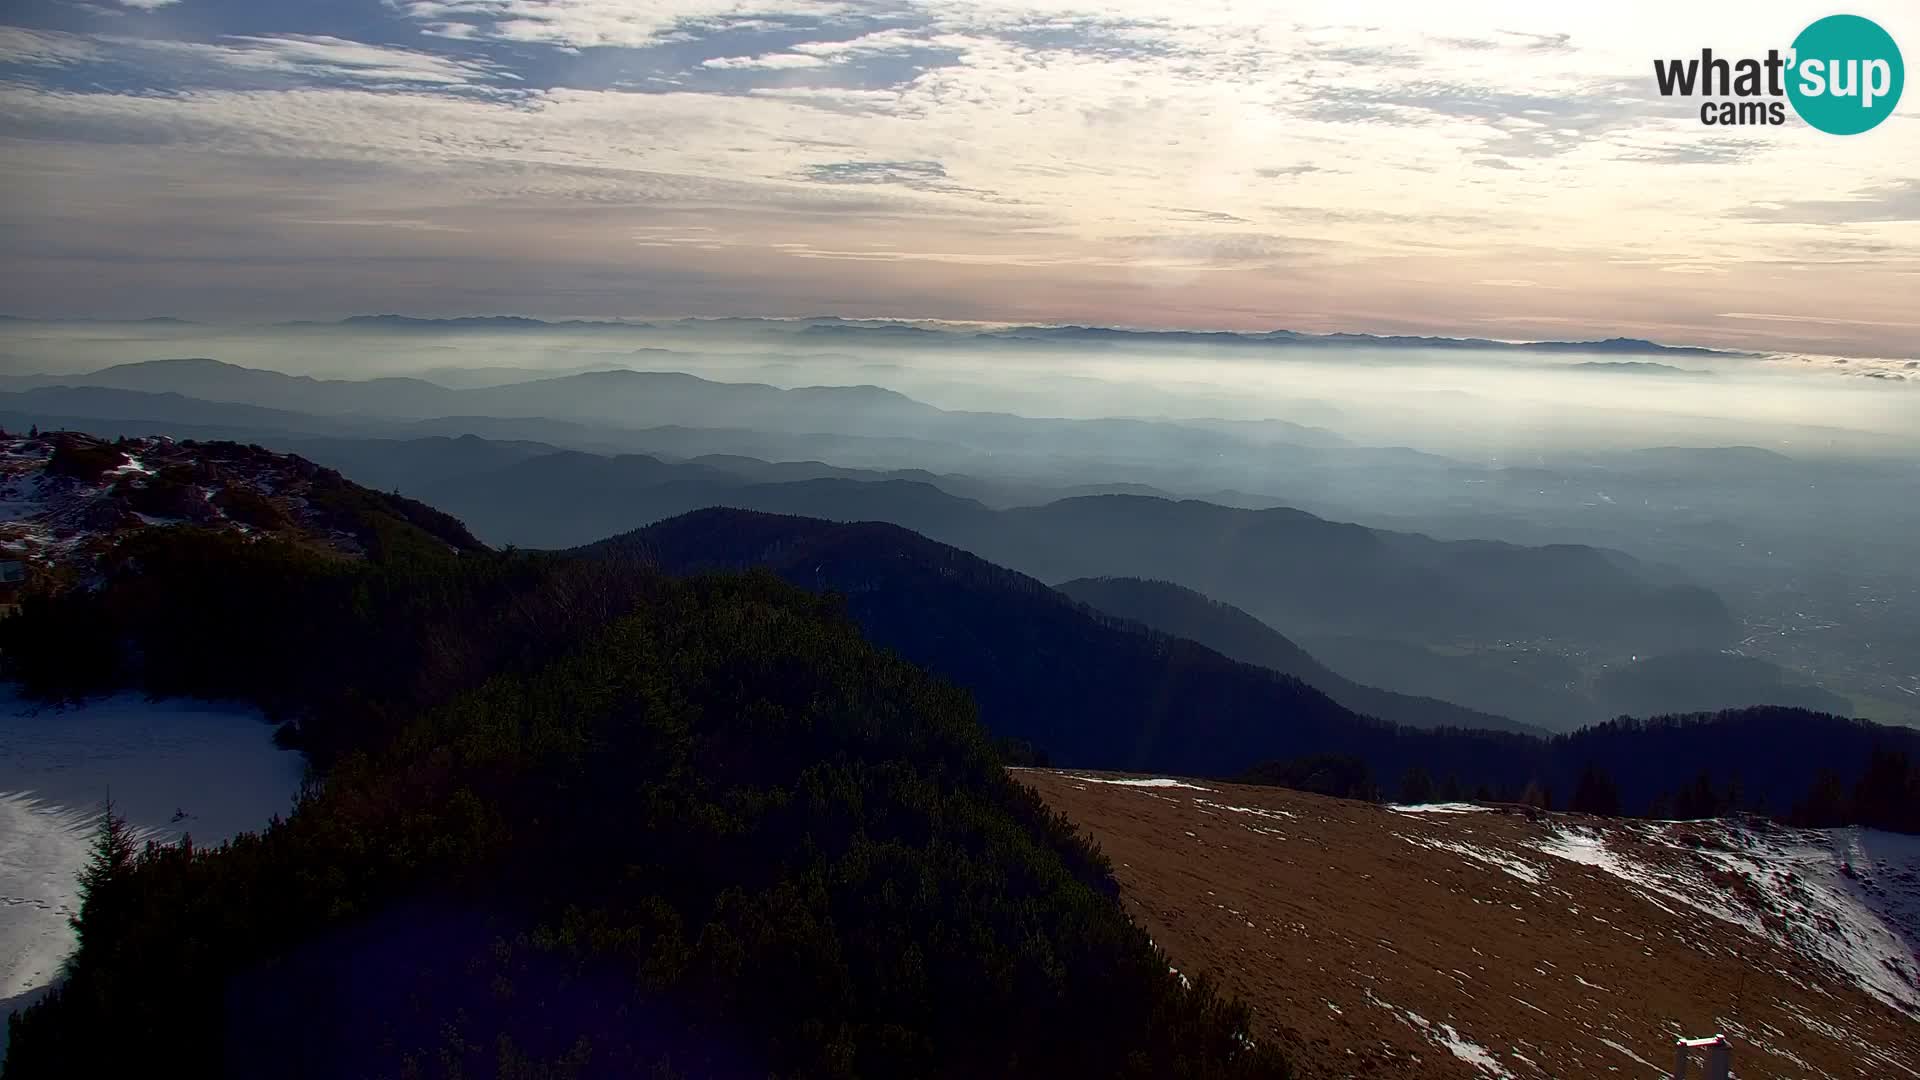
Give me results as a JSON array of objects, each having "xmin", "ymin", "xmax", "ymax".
[
  {"xmin": 1731, "ymin": 180, "xmax": 1920, "ymax": 225},
  {"xmin": 1298, "ymin": 43, "xmax": 1422, "ymax": 67},
  {"xmin": 793, "ymin": 159, "xmax": 1005, "ymax": 200},
  {"xmin": 788, "ymin": 30, "xmax": 934, "ymax": 60},
  {"xmin": 1493, "ymin": 30, "xmax": 1573, "ymax": 53},
  {"xmin": 169, "ymin": 33, "xmax": 513, "ymax": 85},
  {"xmin": 116, "ymin": 0, "xmax": 180, "ymax": 9},
  {"xmin": 0, "ymin": 29, "xmax": 511, "ymax": 87},
  {"xmin": 1617, "ymin": 138, "xmax": 1767, "ymax": 166},
  {"xmin": 1301, "ymin": 78, "xmax": 1663, "ymax": 164},
  {"xmin": 1156, "ymin": 207, "xmax": 1251, "ymax": 224},
  {"xmin": 0, "ymin": 27, "xmax": 105, "ymax": 67},
  {"xmin": 800, "ymin": 159, "xmax": 946, "ymax": 182},
  {"xmin": 389, "ymin": 0, "xmax": 856, "ymax": 49},
  {"xmin": 1720, "ymin": 312, "xmax": 1920, "ymax": 329},
  {"xmin": 702, "ymin": 52, "xmax": 828, "ymax": 70}
]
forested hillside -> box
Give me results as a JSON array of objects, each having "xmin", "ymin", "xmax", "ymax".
[
  {"xmin": 593, "ymin": 509, "xmax": 1544, "ymax": 784},
  {"xmin": 1, "ymin": 526, "xmax": 1284, "ymax": 1079},
  {"xmin": 1055, "ymin": 576, "xmax": 1537, "ymax": 734}
]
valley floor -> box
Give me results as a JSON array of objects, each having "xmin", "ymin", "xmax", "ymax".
[{"xmin": 1014, "ymin": 769, "xmax": 1920, "ymax": 1079}]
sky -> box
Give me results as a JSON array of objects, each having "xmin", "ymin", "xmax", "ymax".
[{"xmin": 0, "ymin": 0, "xmax": 1916, "ymax": 358}]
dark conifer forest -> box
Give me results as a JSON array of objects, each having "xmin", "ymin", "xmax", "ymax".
[{"xmin": 0, "ymin": 526, "xmax": 1285, "ymax": 1078}]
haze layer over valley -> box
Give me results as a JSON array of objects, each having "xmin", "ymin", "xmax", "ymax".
[{"xmin": 4, "ymin": 314, "xmax": 1914, "ymax": 730}]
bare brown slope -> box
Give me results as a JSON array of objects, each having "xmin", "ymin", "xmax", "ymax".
[{"xmin": 1016, "ymin": 769, "xmax": 1920, "ymax": 1080}]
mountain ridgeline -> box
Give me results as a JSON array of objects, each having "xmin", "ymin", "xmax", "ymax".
[
  {"xmin": 585, "ymin": 508, "xmax": 1916, "ymax": 816},
  {"xmin": 1051, "ymin": 576, "xmax": 1541, "ymax": 735},
  {"xmin": 416, "ymin": 454, "xmax": 1735, "ymax": 658}
]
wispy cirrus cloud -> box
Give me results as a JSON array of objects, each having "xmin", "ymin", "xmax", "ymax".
[
  {"xmin": 162, "ymin": 33, "xmax": 515, "ymax": 85},
  {"xmin": 389, "ymin": 0, "xmax": 858, "ymax": 49},
  {"xmin": 0, "ymin": 28, "xmax": 512, "ymax": 87},
  {"xmin": 0, "ymin": 27, "xmax": 105, "ymax": 67},
  {"xmin": 702, "ymin": 51, "xmax": 828, "ymax": 69},
  {"xmin": 1733, "ymin": 180, "xmax": 1920, "ymax": 224}
]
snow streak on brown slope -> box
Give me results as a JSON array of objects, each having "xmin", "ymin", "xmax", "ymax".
[{"xmin": 1015, "ymin": 770, "xmax": 1919, "ymax": 1080}]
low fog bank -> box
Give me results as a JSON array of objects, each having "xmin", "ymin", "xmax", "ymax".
[{"xmin": 3, "ymin": 319, "xmax": 1914, "ymax": 460}]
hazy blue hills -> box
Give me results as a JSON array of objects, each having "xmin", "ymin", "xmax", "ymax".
[
  {"xmin": 588, "ymin": 508, "xmax": 1525, "ymax": 777},
  {"xmin": 1054, "ymin": 576, "xmax": 1545, "ymax": 736},
  {"xmin": 589, "ymin": 507, "xmax": 1914, "ymax": 814},
  {"xmin": 0, "ymin": 360, "xmax": 1350, "ymax": 461},
  {"xmin": 2, "ymin": 358, "xmax": 455, "ymax": 416},
  {"xmin": 386, "ymin": 448, "xmax": 1737, "ymax": 657},
  {"xmin": 1570, "ymin": 361, "xmax": 1712, "ymax": 375}
]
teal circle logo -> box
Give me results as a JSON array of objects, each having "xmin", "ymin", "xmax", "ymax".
[{"xmin": 1787, "ymin": 14, "xmax": 1904, "ymax": 134}]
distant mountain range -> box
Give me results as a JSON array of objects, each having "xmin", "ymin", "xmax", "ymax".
[
  {"xmin": 1569, "ymin": 361, "xmax": 1714, "ymax": 375},
  {"xmin": 0, "ymin": 359, "xmax": 1353, "ymax": 457},
  {"xmin": 1, "ymin": 313, "xmax": 1744, "ymax": 357},
  {"xmin": 276, "ymin": 314, "xmax": 1741, "ymax": 357}
]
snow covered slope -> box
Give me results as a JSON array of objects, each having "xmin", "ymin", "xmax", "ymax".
[{"xmin": 0, "ymin": 689, "xmax": 304, "ymax": 1043}]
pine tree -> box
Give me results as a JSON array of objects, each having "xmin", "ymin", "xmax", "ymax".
[
  {"xmin": 70, "ymin": 799, "xmax": 138, "ymax": 956},
  {"xmin": 1853, "ymin": 748, "xmax": 1916, "ymax": 831},
  {"xmin": 1568, "ymin": 763, "xmax": 1622, "ymax": 817},
  {"xmin": 1672, "ymin": 771, "xmax": 1720, "ymax": 819},
  {"xmin": 1399, "ymin": 766, "xmax": 1435, "ymax": 804},
  {"xmin": 1519, "ymin": 779, "xmax": 1551, "ymax": 810}
]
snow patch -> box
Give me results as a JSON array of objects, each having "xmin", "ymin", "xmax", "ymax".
[
  {"xmin": 1194, "ymin": 799, "xmax": 1295, "ymax": 820},
  {"xmin": 1436, "ymin": 1023, "xmax": 1515, "ymax": 1079},
  {"xmin": 1529, "ymin": 819, "xmax": 1920, "ymax": 1014},
  {"xmin": 1397, "ymin": 833, "xmax": 1546, "ymax": 885},
  {"xmin": 1595, "ymin": 1034, "xmax": 1663, "ymax": 1074},
  {"xmin": 1061, "ymin": 775, "xmax": 1215, "ymax": 791},
  {"xmin": 0, "ymin": 687, "xmax": 305, "ymax": 1039}
]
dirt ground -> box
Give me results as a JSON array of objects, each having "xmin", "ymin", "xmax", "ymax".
[{"xmin": 1014, "ymin": 769, "xmax": 1920, "ymax": 1079}]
